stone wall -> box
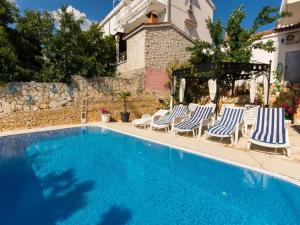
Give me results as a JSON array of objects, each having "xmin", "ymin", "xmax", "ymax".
[
  {"xmin": 0, "ymin": 75, "xmax": 143, "ymax": 115},
  {"xmin": 117, "ymin": 23, "xmax": 194, "ymax": 77},
  {"xmin": 0, "ymin": 75, "xmax": 170, "ymax": 131},
  {"xmin": 0, "ymin": 93, "xmax": 169, "ymax": 131},
  {"xmin": 126, "ymin": 29, "xmax": 146, "ymax": 72},
  {"xmin": 144, "ymin": 25, "xmax": 194, "ymax": 70}
]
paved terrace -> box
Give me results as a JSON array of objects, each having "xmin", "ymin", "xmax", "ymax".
[{"xmin": 1, "ymin": 122, "xmax": 300, "ymax": 186}]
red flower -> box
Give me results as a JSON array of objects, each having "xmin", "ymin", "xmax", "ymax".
[{"xmin": 100, "ymin": 108, "xmax": 110, "ymax": 114}]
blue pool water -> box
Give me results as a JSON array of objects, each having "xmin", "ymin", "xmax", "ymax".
[{"xmin": 0, "ymin": 127, "xmax": 300, "ymax": 225}]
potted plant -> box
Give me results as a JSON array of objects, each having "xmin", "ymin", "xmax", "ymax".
[
  {"xmin": 118, "ymin": 91, "xmax": 131, "ymax": 122},
  {"xmin": 100, "ymin": 108, "xmax": 111, "ymax": 123}
]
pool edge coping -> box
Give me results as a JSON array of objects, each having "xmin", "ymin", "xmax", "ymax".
[{"xmin": 1, "ymin": 123, "xmax": 300, "ymax": 187}]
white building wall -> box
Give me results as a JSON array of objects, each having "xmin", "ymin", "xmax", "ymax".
[
  {"xmin": 251, "ymin": 29, "xmax": 300, "ymax": 82},
  {"xmin": 100, "ymin": 0, "xmax": 215, "ymax": 41},
  {"xmin": 170, "ymin": 0, "xmax": 214, "ymax": 42}
]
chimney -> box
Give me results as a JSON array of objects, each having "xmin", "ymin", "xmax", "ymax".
[{"xmin": 146, "ymin": 12, "xmax": 158, "ymax": 24}]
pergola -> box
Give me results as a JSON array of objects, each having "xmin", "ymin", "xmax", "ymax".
[{"xmin": 171, "ymin": 61, "xmax": 272, "ymax": 111}]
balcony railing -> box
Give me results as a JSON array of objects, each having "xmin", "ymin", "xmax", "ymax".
[{"xmin": 115, "ymin": 0, "xmax": 166, "ymax": 29}]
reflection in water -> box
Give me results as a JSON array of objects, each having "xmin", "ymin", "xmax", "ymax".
[
  {"xmin": 0, "ymin": 127, "xmax": 97, "ymax": 161},
  {"xmin": 243, "ymin": 169, "xmax": 269, "ymax": 188}
]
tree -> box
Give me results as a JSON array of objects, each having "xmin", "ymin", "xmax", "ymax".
[
  {"xmin": 0, "ymin": 0, "xmax": 18, "ymax": 28},
  {"xmin": 0, "ymin": 25, "xmax": 19, "ymax": 82},
  {"xmin": 189, "ymin": 5, "xmax": 290, "ymax": 65},
  {"xmin": 0, "ymin": 2, "xmax": 117, "ymax": 83},
  {"xmin": 224, "ymin": 6, "xmax": 290, "ymax": 63},
  {"xmin": 80, "ymin": 23, "xmax": 116, "ymax": 78},
  {"xmin": 0, "ymin": 0, "xmax": 19, "ymax": 82},
  {"xmin": 42, "ymin": 6, "xmax": 116, "ymax": 82},
  {"xmin": 187, "ymin": 5, "xmax": 290, "ymax": 95},
  {"xmin": 14, "ymin": 10, "xmax": 55, "ymax": 81},
  {"xmin": 41, "ymin": 6, "xmax": 85, "ymax": 82}
]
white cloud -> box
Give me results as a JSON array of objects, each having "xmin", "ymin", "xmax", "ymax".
[
  {"xmin": 7, "ymin": 0, "xmax": 18, "ymax": 7},
  {"xmin": 52, "ymin": 5, "xmax": 96, "ymax": 30}
]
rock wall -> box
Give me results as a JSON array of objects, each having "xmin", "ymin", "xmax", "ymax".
[
  {"xmin": 144, "ymin": 24, "xmax": 194, "ymax": 70},
  {"xmin": 117, "ymin": 23, "xmax": 194, "ymax": 77},
  {"xmin": 0, "ymin": 75, "xmax": 144, "ymax": 115},
  {"xmin": 0, "ymin": 75, "xmax": 170, "ymax": 131},
  {"xmin": 126, "ymin": 29, "xmax": 146, "ymax": 72}
]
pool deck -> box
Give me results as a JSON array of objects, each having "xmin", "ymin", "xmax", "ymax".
[{"xmin": 1, "ymin": 122, "xmax": 300, "ymax": 186}]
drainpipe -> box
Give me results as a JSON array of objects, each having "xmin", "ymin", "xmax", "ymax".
[{"xmin": 165, "ymin": 0, "xmax": 171, "ymax": 22}]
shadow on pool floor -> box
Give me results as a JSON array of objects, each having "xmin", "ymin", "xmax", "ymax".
[
  {"xmin": 98, "ymin": 205, "xmax": 132, "ymax": 225},
  {"xmin": 0, "ymin": 158, "xmax": 95, "ymax": 225}
]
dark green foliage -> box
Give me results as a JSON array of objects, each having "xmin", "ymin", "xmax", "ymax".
[
  {"xmin": 0, "ymin": 0, "xmax": 18, "ymax": 28},
  {"xmin": 14, "ymin": 10, "xmax": 55, "ymax": 81},
  {"xmin": 0, "ymin": 1, "xmax": 116, "ymax": 83},
  {"xmin": 80, "ymin": 23, "xmax": 116, "ymax": 78},
  {"xmin": 0, "ymin": 25, "xmax": 19, "ymax": 82},
  {"xmin": 41, "ymin": 6, "xmax": 86, "ymax": 82}
]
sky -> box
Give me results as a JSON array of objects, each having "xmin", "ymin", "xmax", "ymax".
[{"xmin": 11, "ymin": 0, "xmax": 282, "ymax": 31}]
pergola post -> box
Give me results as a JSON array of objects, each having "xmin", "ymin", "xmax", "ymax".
[
  {"xmin": 170, "ymin": 72, "xmax": 177, "ymax": 110},
  {"xmin": 266, "ymin": 60, "xmax": 272, "ymax": 107},
  {"xmin": 214, "ymin": 63, "xmax": 220, "ymax": 119}
]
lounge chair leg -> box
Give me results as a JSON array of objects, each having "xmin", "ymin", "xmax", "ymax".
[
  {"xmin": 246, "ymin": 141, "xmax": 251, "ymax": 150},
  {"xmin": 193, "ymin": 129, "xmax": 197, "ymax": 138},
  {"xmin": 198, "ymin": 127, "xmax": 202, "ymax": 138},
  {"xmin": 286, "ymin": 147, "xmax": 291, "ymax": 157}
]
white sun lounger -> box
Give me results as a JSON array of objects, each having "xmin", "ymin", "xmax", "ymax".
[
  {"xmin": 206, "ymin": 107, "xmax": 245, "ymax": 145},
  {"xmin": 132, "ymin": 110, "xmax": 169, "ymax": 128},
  {"xmin": 174, "ymin": 106, "xmax": 214, "ymax": 137},
  {"xmin": 247, "ymin": 107, "xmax": 291, "ymax": 157},
  {"xmin": 242, "ymin": 105, "xmax": 260, "ymax": 136},
  {"xmin": 151, "ymin": 105, "xmax": 188, "ymax": 132}
]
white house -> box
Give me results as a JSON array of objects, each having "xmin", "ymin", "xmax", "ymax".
[
  {"xmin": 99, "ymin": 0, "xmax": 215, "ymax": 91},
  {"xmin": 251, "ymin": 0, "xmax": 300, "ymax": 83},
  {"xmin": 100, "ymin": 0, "xmax": 215, "ymax": 41}
]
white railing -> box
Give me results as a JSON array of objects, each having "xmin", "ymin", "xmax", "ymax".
[{"xmin": 115, "ymin": 0, "xmax": 166, "ymax": 27}]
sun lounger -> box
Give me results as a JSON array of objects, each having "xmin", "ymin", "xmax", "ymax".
[
  {"xmin": 151, "ymin": 105, "xmax": 188, "ymax": 132},
  {"xmin": 133, "ymin": 109, "xmax": 169, "ymax": 128},
  {"xmin": 206, "ymin": 107, "xmax": 245, "ymax": 145},
  {"xmin": 247, "ymin": 107, "xmax": 290, "ymax": 157},
  {"xmin": 174, "ymin": 106, "xmax": 214, "ymax": 137}
]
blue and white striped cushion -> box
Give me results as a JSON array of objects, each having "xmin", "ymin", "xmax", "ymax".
[
  {"xmin": 251, "ymin": 108, "xmax": 286, "ymax": 144},
  {"xmin": 175, "ymin": 106, "xmax": 213, "ymax": 130},
  {"xmin": 154, "ymin": 105, "xmax": 188, "ymax": 125},
  {"xmin": 208, "ymin": 107, "xmax": 245, "ymax": 136}
]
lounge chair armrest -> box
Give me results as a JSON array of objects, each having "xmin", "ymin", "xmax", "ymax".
[
  {"xmin": 209, "ymin": 119, "xmax": 219, "ymax": 127},
  {"xmin": 141, "ymin": 114, "xmax": 151, "ymax": 118},
  {"xmin": 173, "ymin": 116, "xmax": 187, "ymax": 124},
  {"xmin": 152, "ymin": 115, "xmax": 167, "ymax": 122},
  {"xmin": 201, "ymin": 118, "xmax": 211, "ymax": 126}
]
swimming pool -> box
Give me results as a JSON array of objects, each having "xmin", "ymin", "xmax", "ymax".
[{"xmin": 0, "ymin": 126, "xmax": 299, "ymax": 225}]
